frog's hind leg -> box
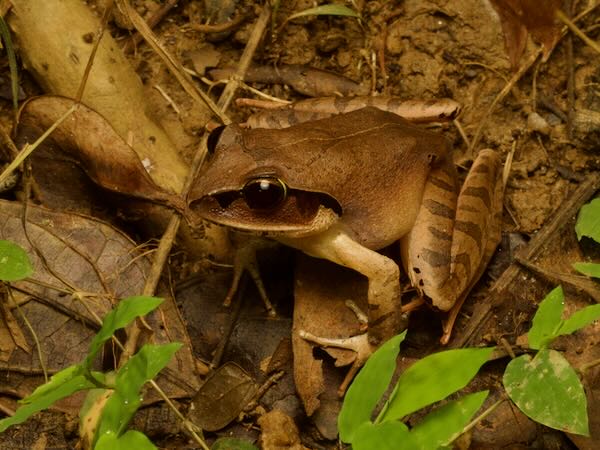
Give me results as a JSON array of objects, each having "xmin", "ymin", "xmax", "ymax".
[{"xmin": 401, "ymin": 150, "xmax": 504, "ymax": 342}]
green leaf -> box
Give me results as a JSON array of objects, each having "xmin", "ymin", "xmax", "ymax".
[
  {"xmin": 212, "ymin": 437, "xmax": 259, "ymax": 450},
  {"xmin": 97, "ymin": 343, "xmax": 181, "ymax": 437},
  {"xmin": 351, "ymin": 421, "xmax": 413, "ymax": 450},
  {"xmin": 381, "ymin": 347, "xmax": 493, "ymax": 422},
  {"xmin": 410, "ymin": 391, "xmax": 489, "ymax": 449},
  {"xmin": 287, "ymin": 4, "xmax": 359, "ymax": 22},
  {"xmin": 84, "ymin": 296, "xmax": 163, "ymax": 368},
  {"xmin": 527, "ymin": 286, "xmax": 564, "ymax": 350},
  {"xmin": 116, "ymin": 343, "xmax": 182, "ymax": 395},
  {"xmin": 95, "ymin": 430, "xmax": 157, "ymax": 450},
  {"xmin": 0, "ymin": 240, "xmax": 33, "ymax": 281},
  {"xmin": 557, "ymin": 303, "xmax": 600, "ymax": 336},
  {"xmin": 21, "ymin": 365, "xmax": 82, "ymax": 403},
  {"xmin": 575, "ymin": 198, "xmax": 600, "ymax": 242},
  {"xmin": 504, "ymin": 349, "xmax": 589, "ymax": 436},
  {"xmin": 573, "ymin": 262, "xmax": 600, "ymax": 278},
  {"xmin": 0, "ymin": 374, "xmax": 96, "ymax": 432},
  {"xmin": 338, "ymin": 332, "xmax": 406, "ymax": 443}
]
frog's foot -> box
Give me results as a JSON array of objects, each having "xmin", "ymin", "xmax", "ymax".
[
  {"xmin": 299, "ymin": 329, "xmax": 373, "ymax": 396},
  {"xmin": 224, "ymin": 238, "xmax": 276, "ymax": 316},
  {"xmin": 298, "ymin": 299, "xmax": 371, "ymax": 395}
]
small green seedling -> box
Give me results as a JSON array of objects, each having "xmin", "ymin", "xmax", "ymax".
[
  {"xmin": 0, "ymin": 294, "xmax": 179, "ymax": 450},
  {"xmin": 573, "ymin": 197, "xmax": 600, "ymax": 277},
  {"xmin": 503, "ymin": 197, "xmax": 600, "ymax": 436},
  {"xmin": 0, "ymin": 241, "xmax": 259, "ymax": 450},
  {"xmin": 338, "ymin": 331, "xmax": 493, "ymax": 450},
  {"xmin": 0, "ymin": 241, "xmax": 182, "ymax": 449},
  {"xmin": 503, "ymin": 285, "xmax": 599, "ymax": 436}
]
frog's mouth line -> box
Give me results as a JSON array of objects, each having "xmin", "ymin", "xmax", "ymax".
[{"xmin": 191, "ymin": 190, "xmax": 341, "ymax": 236}]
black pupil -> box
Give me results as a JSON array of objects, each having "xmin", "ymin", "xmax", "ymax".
[{"xmin": 242, "ymin": 178, "xmax": 286, "ymax": 210}]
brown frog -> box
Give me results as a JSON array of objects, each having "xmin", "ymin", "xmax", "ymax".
[{"xmin": 189, "ymin": 106, "xmax": 504, "ymax": 354}]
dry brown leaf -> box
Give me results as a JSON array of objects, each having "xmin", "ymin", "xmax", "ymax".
[
  {"xmin": 187, "ymin": 362, "xmax": 257, "ymax": 431},
  {"xmin": 489, "ymin": 0, "xmax": 562, "ymax": 67},
  {"xmin": 0, "ymin": 200, "xmax": 200, "ymax": 412},
  {"xmin": 16, "ymin": 96, "xmax": 182, "ymax": 210}
]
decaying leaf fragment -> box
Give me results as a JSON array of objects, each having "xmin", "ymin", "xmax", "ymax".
[
  {"xmin": 187, "ymin": 362, "xmax": 257, "ymax": 432},
  {"xmin": 489, "ymin": 0, "xmax": 562, "ymax": 67}
]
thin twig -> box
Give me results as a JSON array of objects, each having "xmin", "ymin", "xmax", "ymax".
[
  {"xmin": 148, "ymin": 379, "xmax": 210, "ymax": 450},
  {"xmin": 122, "ymin": 0, "xmax": 179, "ymax": 54},
  {"xmin": 76, "ymin": 0, "xmax": 113, "ymax": 101},
  {"xmin": 468, "ymin": 49, "xmax": 541, "ymax": 157},
  {"xmin": 217, "ymin": 4, "xmax": 272, "ymax": 112},
  {"xmin": 564, "ymin": 2, "xmax": 575, "ymax": 139},
  {"xmin": 453, "ymin": 118, "xmax": 471, "ymax": 149},
  {"xmin": 6, "ymin": 287, "xmax": 48, "ymax": 382},
  {"xmin": 556, "ymin": 9, "xmax": 600, "ymax": 54},
  {"xmin": 0, "ymin": 105, "xmax": 77, "ymax": 187},
  {"xmin": 188, "ymin": 12, "xmax": 247, "ymax": 33},
  {"xmin": 116, "ymin": 0, "xmax": 229, "ymax": 124}
]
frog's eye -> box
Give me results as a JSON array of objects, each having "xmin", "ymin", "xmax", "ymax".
[
  {"xmin": 242, "ymin": 177, "xmax": 288, "ymax": 210},
  {"xmin": 206, "ymin": 125, "xmax": 226, "ymax": 154}
]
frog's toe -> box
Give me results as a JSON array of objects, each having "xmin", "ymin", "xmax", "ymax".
[{"xmin": 298, "ymin": 330, "xmax": 373, "ymax": 396}]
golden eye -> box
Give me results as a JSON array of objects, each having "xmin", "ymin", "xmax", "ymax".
[{"xmin": 242, "ymin": 177, "xmax": 287, "ymax": 210}]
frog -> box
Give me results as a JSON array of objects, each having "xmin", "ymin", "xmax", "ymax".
[{"xmin": 188, "ymin": 105, "xmax": 504, "ymax": 359}]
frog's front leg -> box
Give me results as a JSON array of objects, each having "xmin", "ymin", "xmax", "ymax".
[
  {"xmin": 401, "ymin": 149, "xmax": 504, "ymax": 343},
  {"xmin": 279, "ymin": 227, "xmax": 402, "ymax": 347}
]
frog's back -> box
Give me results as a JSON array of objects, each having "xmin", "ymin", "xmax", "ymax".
[{"xmin": 243, "ymin": 108, "xmax": 452, "ymax": 248}]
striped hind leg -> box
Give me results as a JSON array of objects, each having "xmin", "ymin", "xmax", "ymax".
[{"xmin": 401, "ymin": 150, "xmax": 504, "ymax": 341}]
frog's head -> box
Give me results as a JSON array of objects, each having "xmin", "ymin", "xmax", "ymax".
[{"xmin": 189, "ymin": 124, "xmax": 342, "ymax": 237}]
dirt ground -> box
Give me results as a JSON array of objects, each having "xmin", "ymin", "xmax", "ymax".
[{"xmin": 0, "ymin": 0, "xmax": 600, "ymax": 449}]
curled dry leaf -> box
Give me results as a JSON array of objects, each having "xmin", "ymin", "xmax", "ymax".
[
  {"xmin": 0, "ymin": 200, "xmax": 199, "ymax": 411},
  {"xmin": 7, "ymin": 0, "xmax": 189, "ymax": 192},
  {"xmin": 489, "ymin": 0, "xmax": 562, "ymax": 67},
  {"xmin": 209, "ymin": 64, "xmax": 369, "ymax": 97},
  {"xmin": 16, "ymin": 96, "xmax": 183, "ymax": 210}
]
